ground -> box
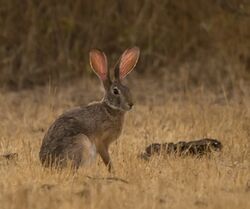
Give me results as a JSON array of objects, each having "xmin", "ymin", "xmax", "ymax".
[{"xmin": 0, "ymin": 77, "xmax": 249, "ymax": 209}]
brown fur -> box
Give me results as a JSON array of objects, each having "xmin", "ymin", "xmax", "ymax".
[{"xmin": 39, "ymin": 47, "xmax": 140, "ymax": 171}]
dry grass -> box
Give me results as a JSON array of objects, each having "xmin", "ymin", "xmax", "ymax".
[
  {"xmin": 0, "ymin": 1, "xmax": 249, "ymax": 208},
  {"xmin": 0, "ymin": 75, "xmax": 249, "ymax": 209}
]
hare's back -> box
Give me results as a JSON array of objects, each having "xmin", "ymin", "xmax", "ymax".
[{"xmin": 42, "ymin": 104, "xmax": 104, "ymax": 143}]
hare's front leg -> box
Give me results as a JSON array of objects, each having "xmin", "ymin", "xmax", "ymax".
[{"xmin": 97, "ymin": 143, "xmax": 113, "ymax": 172}]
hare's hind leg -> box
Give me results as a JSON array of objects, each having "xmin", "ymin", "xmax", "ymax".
[{"xmin": 66, "ymin": 134, "xmax": 96, "ymax": 169}]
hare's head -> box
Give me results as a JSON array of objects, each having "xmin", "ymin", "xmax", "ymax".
[{"xmin": 89, "ymin": 47, "xmax": 140, "ymax": 111}]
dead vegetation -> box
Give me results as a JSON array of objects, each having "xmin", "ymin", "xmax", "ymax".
[
  {"xmin": 0, "ymin": 0, "xmax": 249, "ymax": 88},
  {"xmin": 0, "ymin": 75, "xmax": 249, "ymax": 209},
  {"xmin": 0, "ymin": 1, "xmax": 249, "ymax": 208}
]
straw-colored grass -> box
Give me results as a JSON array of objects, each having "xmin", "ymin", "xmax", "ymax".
[{"xmin": 0, "ymin": 75, "xmax": 249, "ymax": 209}]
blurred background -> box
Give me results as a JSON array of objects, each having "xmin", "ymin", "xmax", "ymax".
[{"xmin": 0, "ymin": 0, "xmax": 249, "ymax": 91}]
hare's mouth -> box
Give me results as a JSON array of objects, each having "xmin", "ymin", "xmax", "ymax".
[{"xmin": 123, "ymin": 103, "xmax": 133, "ymax": 111}]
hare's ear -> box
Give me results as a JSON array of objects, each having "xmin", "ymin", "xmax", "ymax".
[
  {"xmin": 116, "ymin": 47, "xmax": 140, "ymax": 80},
  {"xmin": 89, "ymin": 49, "xmax": 109, "ymax": 81}
]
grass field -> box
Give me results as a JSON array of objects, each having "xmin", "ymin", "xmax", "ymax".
[{"xmin": 0, "ymin": 76, "xmax": 249, "ymax": 209}]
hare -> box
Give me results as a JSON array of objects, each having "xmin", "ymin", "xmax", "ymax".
[{"xmin": 39, "ymin": 47, "xmax": 140, "ymax": 172}]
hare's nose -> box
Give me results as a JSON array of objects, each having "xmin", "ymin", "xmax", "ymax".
[{"xmin": 128, "ymin": 103, "xmax": 134, "ymax": 109}]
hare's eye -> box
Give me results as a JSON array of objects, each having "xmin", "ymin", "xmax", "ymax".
[{"xmin": 113, "ymin": 87, "xmax": 119, "ymax": 95}]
